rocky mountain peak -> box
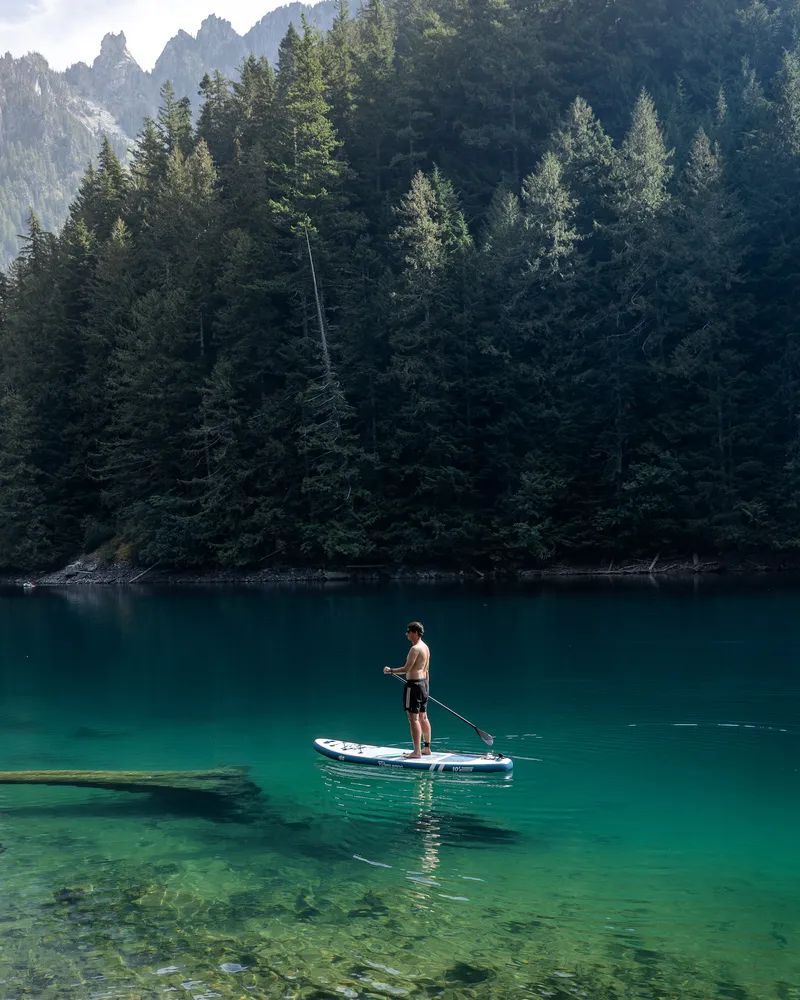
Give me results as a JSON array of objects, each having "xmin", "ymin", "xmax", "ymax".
[
  {"xmin": 198, "ymin": 14, "xmax": 239, "ymax": 41},
  {"xmin": 95, "ymin": 32, "xmax": 138, "ymax": 69},
  {"xmin": 69, "ymin": 30, "xmax": 152, "ymax": 137},
  {"xmin": 154, "ymin": 18, "xmax": 247, "ymax": 104},
  {"xmin": 100, "ymin": 31, "xmax": 127, "ymax": 54}
]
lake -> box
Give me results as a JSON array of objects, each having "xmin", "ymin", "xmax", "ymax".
[{"xmin": 0, "ymin": 579, "xmax": 797, "ymax": 1000}]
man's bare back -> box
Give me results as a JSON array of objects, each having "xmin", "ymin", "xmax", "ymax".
[{"xmin": 404, "ymin": 638, "xmax": 430, "ymax": 680}]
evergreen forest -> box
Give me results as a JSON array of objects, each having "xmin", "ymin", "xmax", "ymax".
[{"xmin": 4, "ymin": 0, "xmax": 800, "ymax": 571}]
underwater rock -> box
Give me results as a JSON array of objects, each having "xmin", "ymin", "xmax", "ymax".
[
  {"xmin": 715, "ymin": 982, "xmax": 750, "ymax": 1000},
  {"xmin": 347, "ymin": 890, "xmax": 390, "ymax": 919},
  {"xmin": 770, "ymin": 924, "xmax": 789, "ymax": 948},
  {"xmin": 633, "ymin": 948, "xmax": 662, "ymax": 965},
  {"xmin": 444, "ymin": 961, "xmax": 494, "ymax": 985},
  {"xmin": 52, "ymin": 887, "xmax": 90, "ymax": 906},
  {"xmin": 505, "ymin": 918, "xmax": 543, "ymax": 934},
  {"xmin": 296, "ymin": 901, "xmax": 322, "ymax": 921},
  {"xmin": 227, "ymin": 890, "xmax": 267, "ymax": 918}
]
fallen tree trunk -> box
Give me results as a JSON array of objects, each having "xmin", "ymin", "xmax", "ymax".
[{"xmin": 0, "ymin": 767, "xmax": 264, "ymax": 820}]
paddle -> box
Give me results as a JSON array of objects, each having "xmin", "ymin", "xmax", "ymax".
[{"xmin": 389, "ymin": 672, "xmax": 494, "ymax": 747}]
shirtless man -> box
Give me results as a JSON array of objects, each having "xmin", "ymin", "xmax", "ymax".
[{"xmin": 383, "ymin": 621, "xmax": 431, "ymax": 758}]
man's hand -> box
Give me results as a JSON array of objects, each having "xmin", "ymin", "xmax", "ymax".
[{"xmin": 383, "ymin": 666, "xmax": 391, "ymax": 674}]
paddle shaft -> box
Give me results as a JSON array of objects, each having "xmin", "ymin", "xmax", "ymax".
[{"xmin": 389, "ymin": 672, "xmax": 494, "ymax": 746}]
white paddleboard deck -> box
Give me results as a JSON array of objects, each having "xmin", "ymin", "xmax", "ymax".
[{"xmin": 313, "ymin": 738, "xmax": 513, "ymax": 772}]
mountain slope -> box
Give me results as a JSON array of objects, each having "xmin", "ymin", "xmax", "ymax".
[
  {"xmin": 0, "ymin": 51, "xmax": 133, "ymax": 263},
  {"xmin": 64, "ymin": 31, "xmax": 155, "ymax": 138},
  {"xmin": 0, "ymin": 0, "xmax": 345, "ymax": 265}
]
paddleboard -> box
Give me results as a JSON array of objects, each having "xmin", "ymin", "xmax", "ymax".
[{"xmin": 313, "ymin": 738, "xmax": 513, "ymax": 773}]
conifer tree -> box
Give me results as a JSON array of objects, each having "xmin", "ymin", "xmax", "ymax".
[
  {"xmin": 197, "ymin": 71, "xmax": 236, "ymax": 169},
  {"xmin": 550, "ymin": 97, "xmax": 616, "ymax": 245},
  {"xmin": 659, "ymin": 129, "xmax": 755, "ymax": 548},
  {"xmin": 479, "ymin": 153, "xmax": 582, "ymax": 559},
  {"xmin": 585, "ymin": 90, "xmax": 673, "ymax": 548},
  {"xmin": 231, "ymin": 54, "xmax": 277, "ymax": 152},
  {"xmin": 157, "ymin": 81, "xmax": 194, "ymax": 158},
  {"xmin": 226, "ymin": 56, "xmax": 277, "ymax": 229},
  {"xmin": 350, "ymin": 0, "xmax": 396, "ymax": 202},
  {"xmin": 128, "ymin": 117, "xmax": 168, "ymax": 235},
  {"xmin": 187, "ymin": 355, "xmax": 260, "ymax": 565},
  {"xmin": 380, "ymin": 168, "xmax": 478, "ymax": 559},
  {"xmin": 0, "ymin": 388, "xmax": 50, "ymax": 567},
  {"xmin": 78, "ymin": 218, "xmax": 137, "ymax": 540},
  {"xmin": 0, "ymin": 213, "xmax": 59, "ymax": 565},
  {"xmin": 100, "ymin": 285, "xmax": 204, "ymax": 564},
  {"xmin": 323, "ymin": 0, "xmax": 358, "ymax": 147}
]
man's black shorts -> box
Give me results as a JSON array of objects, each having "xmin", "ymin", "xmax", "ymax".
[{"xmin": 404, "ymin": 678, "xmax": 429, "ymax": 714}]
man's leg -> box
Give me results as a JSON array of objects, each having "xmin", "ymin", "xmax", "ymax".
[
  {"xmin": 405, "ymin": 712, "xmax": 422, "ymax": 758},
  {"xmin": 420, "ymin": 712, "xmax": 432, "ymax": 755}
]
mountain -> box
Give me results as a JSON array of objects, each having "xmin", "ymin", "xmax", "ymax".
[
  {"xmin": 149, "ymin": 5, "xmax": 345, "ymax": 112},
  {"xmin": 64, "ymin": 31, "xmax": 155, "ymax": 137},
  {"xmin": 0, "ymin": 51, "xmax": 132, "ymax": 264},
  {"xmin": 0, "ymin": 0, "xmax": 347, "ymax": 265}
]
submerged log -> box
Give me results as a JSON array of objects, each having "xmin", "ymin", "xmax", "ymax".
[{"xmin": 0, "ymin": 766, "xmax": 264, "ymax": 821}]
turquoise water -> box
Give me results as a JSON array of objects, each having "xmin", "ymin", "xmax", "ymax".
[{"xmin": 0, "ymin": 581, "xmax": 798, "ymax": 1000}]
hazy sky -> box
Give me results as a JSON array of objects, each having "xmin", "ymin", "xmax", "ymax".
[{"xmin": 0, "ymin": 0, "xmax": 281, "ymax": 71}]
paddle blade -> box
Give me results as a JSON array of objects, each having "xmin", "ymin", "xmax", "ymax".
[{"xmin": 476, "ymin": 728, "xmax": 494, "ymax": 747}]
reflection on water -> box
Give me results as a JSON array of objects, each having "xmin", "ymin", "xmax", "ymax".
[{"xmin": 414, "ymin": 777, "xmax": 441, "ymax": 876}]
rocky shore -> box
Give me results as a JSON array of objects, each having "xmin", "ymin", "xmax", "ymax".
[{"xmin": 5, "ymin": 551, "xmax": 800, "ymax": 588}]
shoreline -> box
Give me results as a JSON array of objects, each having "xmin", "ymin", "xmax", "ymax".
[{"xmin": 6, "ymin": 553, "xmax": 800, "ymax": 587}]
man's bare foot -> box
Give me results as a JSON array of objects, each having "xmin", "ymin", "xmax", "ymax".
[
  {"xmin": 421, "ymin": 747, "xmax": 432, "ymax": 755},
  {"xmin": 403, "ymin": 752, "xmax": 422, "ymax": 759}
]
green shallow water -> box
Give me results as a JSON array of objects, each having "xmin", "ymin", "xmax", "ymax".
[{"xmin": 0, "ymin": 581, "xmax": 798, "ymax": 1000}]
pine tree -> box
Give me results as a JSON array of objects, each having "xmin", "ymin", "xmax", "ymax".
[
  {"xmin": 100, "ymin": 285, "xmax": 204, "ymax": 565},
  {"xmin": 128, "ymin": 117, "xmax": 168, "ymax": 234},
  {"xmin": 21, "ymin": 214, "xmax": 99, "ymax": 554},
  {"xmin": 478, "ymin": 153, "xmax": 582, "ymax": 561},
  {"xmin": 231, "ymin": 54, "xmax": 277, "ymax": 151},
  {"xmin": 0, "ymin": 388, "xmax": 50, "ymax": 567},
  {"xmin": 197, "ymin": 71, "xmax": 236, "ymax": 169},
  {"xmin": 584, "ymin": 90, "xmax": 673, "ymax": 550},
  {"xmin": 323, "ymin": 0, "xmax": 358, "ymax": 147},
  {"xmin": 0, "ymin": 213, "xmax": 59, "ymax": 565},
  {"xmin": 445, "ymin": 0, "xmax": 547, "ymax": 198},
  {"xmin": 187, "ymin": 355, "xmax": 260, "ymax": 565},
  {"xmin": 294, "ymin": 227, "xmax": 372, "ymax": 558},
  {"xmin": 226, "ymin": 56, "xmax": 277, "ymax": 230},
  {"xmin": 391, "ymin": 0, "xmax": 432, "ymax": 188},
  {"xmin": 550, "ymin": 97, "xmax": 616, "ymax": 246},
  {"xmin": 139, "ymin": 139, "xmax": 221, "ymax": 353},
  {"xmin": 379, "ymin": 168, "xmax": 479, "ymax": 561},
  {"xmin": 157, "ymin": 81, "xmax": 194, "ymax": 158},
  {"xmin": 78, "ymin": 218, "xmax": 137, "ymax": 544},
  {"xmin": 350, "ymin": 0, "xmax": 396, "ymax": 202},
  {"xmin": 206, "ymin": 228, "xmax": 291, "ymax": 561},
  {"xmin": 661, "ymin": 129, "xmax": 753, "ymax": 549}
]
